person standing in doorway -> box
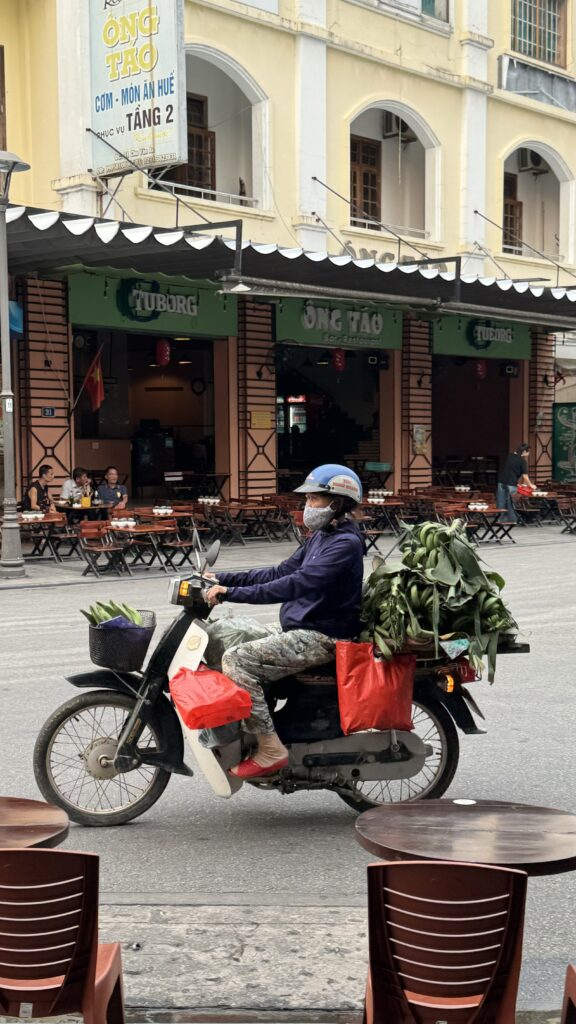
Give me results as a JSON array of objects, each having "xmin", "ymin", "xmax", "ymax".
[{"xmin": 496, "ymin": 443, "xmax": 535, "ymax": 522}]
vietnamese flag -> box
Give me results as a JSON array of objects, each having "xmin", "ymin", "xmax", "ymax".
[{"xmin": 83, "ymin": 352, "xmax": 105, "ymax": 412}]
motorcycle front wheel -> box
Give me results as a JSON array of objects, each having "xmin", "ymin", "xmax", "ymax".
[
  {"xmin": 337, "ymin": 698, "xmax": 459, "ymax": 812},
  {"xmin": 33, "ymin": 690, "xmax": 171, "ymax": 826}
]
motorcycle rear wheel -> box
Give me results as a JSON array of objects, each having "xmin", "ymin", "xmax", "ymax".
[
  {"xmin": 337, "ymin": 698, "xmax": 459, "ymax": 812},
  {"xmin": 33, "ymin": 690, "xmax": 171, "ymax": 826}
]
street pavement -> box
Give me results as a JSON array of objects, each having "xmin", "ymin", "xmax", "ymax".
[{"xmin": 0, "ymin": 529, "xmax": 575, "ymax": 1015}]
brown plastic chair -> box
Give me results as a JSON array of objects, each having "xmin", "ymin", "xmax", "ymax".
[
  {"xmin": 364, "ymin": 860, "xmax": 527, "ymax": 1024},
  {"xmin": 0, "ymin": 848, "xmax": 125, "ymax": 1024},
  {"xmin": 562, "ymin": 964, "xmax": 576, "ymax": 1024}
]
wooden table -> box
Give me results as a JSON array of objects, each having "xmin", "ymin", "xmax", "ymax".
[
  {"xmin": 0, "ymin": 796, "xmax": 69, "ymax": 849},
  {"xmin": 355, "ymin": 798, "xmax": 576, "ymax": 877},
  {"xmin": 56, "ymin": 502, "xmax": 113, "ymax": 521}
]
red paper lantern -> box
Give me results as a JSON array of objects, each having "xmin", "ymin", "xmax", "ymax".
[
  {"xmin": 475, "ymin": 359, "xmax": 487, "ymax": 380},
  {"xmin": 156, "ymin": 339, "xmax": 171, "ymax": 367},
  {"xmin": 332, "ymin": 348, "xmax": 346, "ymax": 372}
]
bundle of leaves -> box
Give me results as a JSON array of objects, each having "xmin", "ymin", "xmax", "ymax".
[{"xmin": 359, "ymin": 519, "xmax": 517, "ymax": 681}]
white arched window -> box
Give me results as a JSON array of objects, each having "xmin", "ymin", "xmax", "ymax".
[
  {"xmin": 501, "ymin": 141, "xmax": 575, "ymax": 264},
  {"xmin": 349, "ymin": 101, "xmax": 441, "ymax": 241},
  {"xmin": 155, "ymin": 46, "xmax": 270, "ymax": 209}
]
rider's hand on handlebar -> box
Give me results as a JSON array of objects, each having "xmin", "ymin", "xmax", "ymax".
[{"xmin": 205, "ymin": 584, "xmax": 228, "ymax": 607}]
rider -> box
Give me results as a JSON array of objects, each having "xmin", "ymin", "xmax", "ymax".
[{"xmin": 205, "ymin": 465, "xmax": 365, "ymax": 779}]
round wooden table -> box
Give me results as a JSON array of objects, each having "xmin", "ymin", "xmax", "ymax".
[
  {"xmin": 0, "ymin": 797, "xmax": 69, "ymax": 849},
  {"xmin": 355, "ymin": 799, "xmax": 576, "ymax": 876}
]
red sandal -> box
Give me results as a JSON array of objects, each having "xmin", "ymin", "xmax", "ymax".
[{"xmin": 229, "ymin": 756, "xmax": 289, "ymax": 779}]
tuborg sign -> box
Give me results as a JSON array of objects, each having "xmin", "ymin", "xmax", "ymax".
[
  {"xmin": 433, "ymin": 316, "xmax": 532, "ymax": 360},
  {"xmin": 89, "ymin": 0, "xmax": 187, "ymax": 176},
  {"xmin": 68, "ymin": 273, "xmax": 237, "ymax": 336}
]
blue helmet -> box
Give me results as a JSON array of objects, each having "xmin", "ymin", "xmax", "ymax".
[{"xmin": 294, "ymin": 464, "xmax": 363, "ymax": 504}]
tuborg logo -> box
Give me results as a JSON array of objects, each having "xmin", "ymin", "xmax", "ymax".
[
  {"xmin": 116, "ymin": 279, "xmax": 198, "ymax": 322},
  {"xmin": 466, "ymin": 319, "xmax": 513, "ymax": 352}
]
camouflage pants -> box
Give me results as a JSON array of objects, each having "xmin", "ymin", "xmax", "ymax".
[{"xmin": 221, "ymin": 620, "xmax": 336, "ymax": 734}]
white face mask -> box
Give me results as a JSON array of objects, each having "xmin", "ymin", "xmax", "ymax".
[{"xmin": 303, "ymin": 504, "xmax": 335, "ymax": 531}]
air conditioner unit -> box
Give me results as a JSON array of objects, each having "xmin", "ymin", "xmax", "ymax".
[
  {"xmin": 518, "ymin": 148, "xmax": 548, "ymax": 175},
  {"xmin": 382, "ymin": 112, "xmax": 417, "ymax": 143}
]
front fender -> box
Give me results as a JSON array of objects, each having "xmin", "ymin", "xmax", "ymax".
[
  {"xmin": 65, "ymin": 671, "xmax": 191, "ymax": 775},
  {"xmin": 65, "ymin": 668, "xmax": 141, "ymax": 696}
]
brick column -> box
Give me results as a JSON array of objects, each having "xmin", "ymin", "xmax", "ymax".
[
  {"xmin": 236, "ymin": 300, "xmax": 277, "ymax": 499},
  {"xmin": 17, "ymin": 278, "xmax": 73, "ymax": 497},
  {"xmin": 401, "ymin": 317, "xmax": 433, "ymax": 491},
  {"xmin": 529, "ymin": 329, "xmax": 555, "ymax": 484}
]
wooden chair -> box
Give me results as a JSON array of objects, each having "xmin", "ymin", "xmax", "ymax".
[
  {"xmin": 364, "ymin": 860, "xmax": 527, "ymax": 1024},
  {"xmin": 562, "ymin": 964, "xmax": 576, "ymax": 1024},
  {"xmin": 0, "ymin": 848, "xmax": 125, "ymax": 1024},
  {"xmin": 77, "ymin": 522, "xmax": 132, "ymax": 577},
  {"xmin": 154, "ymin": 517, "xmax": 198, "ymax": 569},
  {"xmin": 49, "ymin": 512, "xmax": 81, "ymax": 559}
]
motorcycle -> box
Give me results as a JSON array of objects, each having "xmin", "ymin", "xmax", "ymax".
[{"xmin": 33, "ymin": 538, "xmax": 529, "ymax": 826}]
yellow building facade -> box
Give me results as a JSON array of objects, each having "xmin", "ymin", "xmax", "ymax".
[
  {"xmin": 4, "ymin": 1, "xmax": 576, "ymax": 288},
  {"xmin": 2, "ymin": 0, "xmax": 574, "ymax": 497}
]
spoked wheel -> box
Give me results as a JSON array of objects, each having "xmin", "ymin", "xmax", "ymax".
[
  {"xmin": 337, "ymin": 698, "xmax": 459, "ymax": 812},
  {"xmin": 33, "ymin": 691, "xmax": 170, "ymax": 826}
]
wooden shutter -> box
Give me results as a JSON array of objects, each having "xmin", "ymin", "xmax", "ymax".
[
  {"xmin": 172, "ymin": 94, "xmax": 216, "ymax": 194},
  {"xmin": 350, "ymin": 135, "xmax": 381, "ymax": 226}
]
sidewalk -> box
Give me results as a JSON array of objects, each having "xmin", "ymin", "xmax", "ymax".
[
  {"xmin": 2, "ymin": 525, "xmax": 576, "ymax": 591},
  {"xmin": 0, "ymin": 540, "xmax": 299, "ymax": 590},
  {"xmin": 95, "ymin": 902, "xmax": 564, "ymax": 1017}
]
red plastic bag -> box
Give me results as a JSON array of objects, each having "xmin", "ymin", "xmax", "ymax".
[
  {"xmin": 335, "ymin": 642, "xmax": 415, "ymax": 735},
  {"xmin": 169, "ymin": 665, "xmax": 252, "ymax": 729},
  {"xmin": 516, "ymin": 484, "xmax": 532, "ymax": 497}
]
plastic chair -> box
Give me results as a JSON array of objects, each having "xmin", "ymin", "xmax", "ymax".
[
  {"xmin": 0, "ymin": 848, "xmax": 125, "ymax": 1024},
  {"xmin": 561, "ymin": 964, "xmax": 576, "ymax": 1024},
  {"xmin": 364, "ymin": 860, "xmax": 527, "ymax": 1024}
]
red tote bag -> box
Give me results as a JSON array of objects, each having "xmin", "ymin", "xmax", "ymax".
[
  {"xmin": 169, "ymin": 665, "xmax": 252, "ymax": 730},
  {"xmin": 335, "ymin": 642, "xmax": 415, "ymax": 735}
]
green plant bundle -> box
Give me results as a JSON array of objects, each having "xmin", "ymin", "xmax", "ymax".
[
  {"xmin": 359, "ymin": 519, "xmax": 517, "ymax": 682},
  {"xmin": 80, "ymin": 601, "xmax": 143, "ymax": 627}
]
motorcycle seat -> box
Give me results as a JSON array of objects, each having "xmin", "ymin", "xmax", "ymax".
[{"xmin": 293, "ymin": 664, "xmax": 337, "ymax": 686}]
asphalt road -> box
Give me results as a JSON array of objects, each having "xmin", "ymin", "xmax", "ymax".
[{"xmin": 1, "ymin": 530, "xmax": 575, "ymax": 1010}]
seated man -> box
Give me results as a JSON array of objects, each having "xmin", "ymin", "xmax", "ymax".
[
  {"xmin": 96, "ymin": 466, "xmax": 128, "ymax": 509},
  {"xmin": 23, "ymin": 463, "xmax": 56, "ymax": 513},
  {"xmin": 205, "ymin": 464, "xmax": 365, "ymax": 779},
  {"xmin": 60, "ymin": 466, "xmax": 93, "ymax": 503}
]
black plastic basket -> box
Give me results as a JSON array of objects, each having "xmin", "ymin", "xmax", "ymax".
[{"xmin": 88, "ymin": 610, "xmax": 156, "ymax": 671}]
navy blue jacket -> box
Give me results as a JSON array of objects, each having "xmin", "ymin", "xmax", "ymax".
[{"xmin": 217, "ymin": 520, "xmax": 365, "ymax": 639}]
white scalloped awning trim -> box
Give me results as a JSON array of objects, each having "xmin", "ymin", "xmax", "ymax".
[
  {"xmin": 95, "ymin": 221, "xmax": 120, "ymax": 243},
  {"xmin": 28, "ymin": 212, "xmax": 60, "ymax": 231},
  {"xmin": 63, "ymin": 218, "xmax": 95, "ymax": 236},
  {"xmin": 6, "ymin": 206, "xmax": 26, "ymax": 224},
  {"xmin": 8, "ymin": 204, "xmax": 576, "ymax": 309}
]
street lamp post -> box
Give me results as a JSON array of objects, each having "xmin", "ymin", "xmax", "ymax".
[{"xmin": 0, "ymin": 151, "xmax": 30, "ymax": 578}]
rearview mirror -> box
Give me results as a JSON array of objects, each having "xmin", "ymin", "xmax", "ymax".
[
  {"xmin": 204, "ymin": 540, "xmax": 221, "ymax": 567},
  {"xmin": 192, "ymin": 528, "xmax": 202, "ymax": 569}
]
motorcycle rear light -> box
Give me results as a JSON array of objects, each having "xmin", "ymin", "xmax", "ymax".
[{"xmin": 438, "ymin": 674, "xmax": 455, "ymax": 693}]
